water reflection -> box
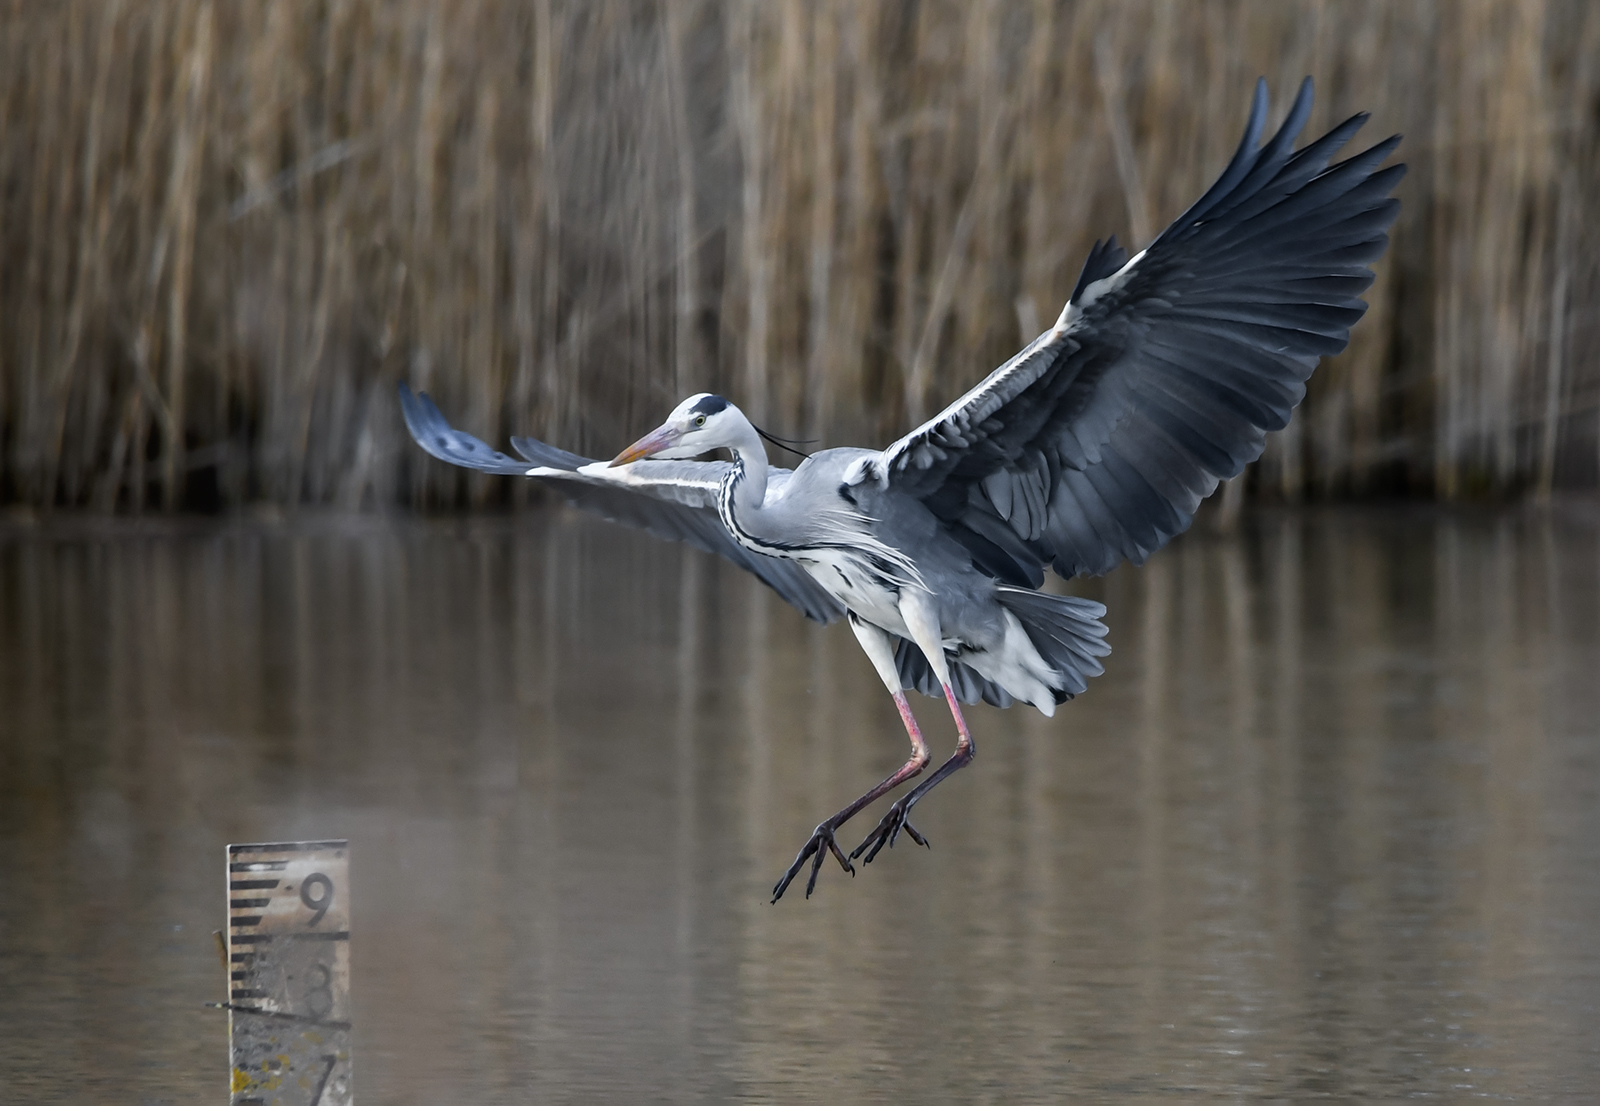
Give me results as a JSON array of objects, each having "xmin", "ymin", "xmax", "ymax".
[{"xmin": 2, "ymin": 505, "xmax": 1597, "ymax": 1102}]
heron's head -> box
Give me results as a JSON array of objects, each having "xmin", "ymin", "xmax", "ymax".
[{"xmin": 609, "ymin": 393, "xmax": 745, "ymax": 465}]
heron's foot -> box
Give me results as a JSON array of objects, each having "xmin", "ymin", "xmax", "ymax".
[
  {"xmin": 771, "ymin": 822, "xmax": 854, "ymax": 903},
  {"xmin": 850, "ymin": 800, "xmax": 930, "ymax": 865}
]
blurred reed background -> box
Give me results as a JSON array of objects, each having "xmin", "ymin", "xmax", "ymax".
[{"xmin": 1, "ymin": 0, "xmax": 1597, "ymax": 513}]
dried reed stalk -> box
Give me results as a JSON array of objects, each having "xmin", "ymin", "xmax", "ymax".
[{"xmin": 2, "ymin": 0, "xmax": 1598, "ymax": 512}]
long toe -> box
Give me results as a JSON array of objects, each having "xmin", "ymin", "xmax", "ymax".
[
  {"xmin": 849, "ymin": 819, "xmax": 882, "ymax": 863},
  {"xmin": 851, "ymin": 801, "xmax": 930, "ymax": 865},
  {"xmin": 772, "ymin": 838, "xmax": 819, "ymax": 903},
  {"xmin": 772, "ymin": 823, "xmax": 854, "ymax": 903}
]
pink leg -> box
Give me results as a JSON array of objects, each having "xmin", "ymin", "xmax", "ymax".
[
  {"xmin": 850, "ymin": 682, "xmax": 975, "ymax": 864},
  {"xmin": 770, "ymin": 690, "xmax": 931, "ymax": 903}
]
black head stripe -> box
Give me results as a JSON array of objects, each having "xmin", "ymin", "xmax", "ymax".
[{"xmin": 689, "ymin": 395, "xmax": 729, "ymax": 416}]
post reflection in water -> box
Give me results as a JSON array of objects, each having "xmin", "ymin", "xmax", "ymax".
[{"xmin": 1, "ymin": 506, "xmax": 1597, "ymax": 1102}]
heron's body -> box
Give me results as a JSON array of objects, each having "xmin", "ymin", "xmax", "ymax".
[
  {"xmin": 400, "ymin": 78, "xmax": 1404, "ymax": 901},
  {"xmin": 727, "ymin": 444, "xmax": 1088, "ymax": 715}
]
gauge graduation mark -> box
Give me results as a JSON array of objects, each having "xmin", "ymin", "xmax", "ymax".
[{"xmin": 226, "ymin": 840, "xmax": 352, "ymax": 1106}]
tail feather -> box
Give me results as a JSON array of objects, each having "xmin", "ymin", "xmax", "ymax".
[
  {"xmin": 892, "ymin": 587, "xmax": 1111, "ymax": 710},
  {"xmin": 893, "ymin": 639, "xmax": 1016, "ymax": 708},
  {"xmin": 995, "ymin": 586, "xmax": 1111, "ymax": 702}
]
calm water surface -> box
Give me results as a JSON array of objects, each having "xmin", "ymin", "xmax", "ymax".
[{"xmin": 1, "ymin": 505, "xmax": 1597, "ymax": 1103}]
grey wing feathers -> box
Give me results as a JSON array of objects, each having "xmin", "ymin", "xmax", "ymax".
[
  {"xmin": 509, "ymin": 434, "xmax": 588, "ymax": 472},
  {"xmin": 881, "ymin": 77, "xmax": 1403, "ymax": 583},
  {"xmin": 399, "ymin": 385, "xmax": 845, "ymax": 623},
  {"xmin": 531, "ymin": 476, "xmax": 844, "ymax": 622},
  {"xmin": 401, "ymin": 384, "xmax": 553, "ymax": 475}
]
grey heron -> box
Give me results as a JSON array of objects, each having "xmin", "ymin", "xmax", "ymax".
[{"xmin": 400, "ymin": 78, "xmax": 1402, "ymax": 902}]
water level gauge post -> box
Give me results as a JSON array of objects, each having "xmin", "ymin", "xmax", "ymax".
[{"xmin": 225, "ymin": 840, "xmax": 353, "ymax": 1106}]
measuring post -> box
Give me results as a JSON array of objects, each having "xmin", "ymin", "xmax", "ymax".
[{"xmin": 225, "ymin": 840, "xmax": 353, "ymax": 1105}]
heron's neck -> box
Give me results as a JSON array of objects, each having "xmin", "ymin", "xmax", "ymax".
[{"xmin": 724, "ymin": 417, "xmax": 770, "ymax": 524}]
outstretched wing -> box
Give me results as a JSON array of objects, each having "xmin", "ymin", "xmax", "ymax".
[
  {"xmin": 873, "ymin": 77, "xmax": 1404, "ymax": 584},
  {"xmin": 399, "ymin": 385, "xmax": 845, "ymax": 623}
]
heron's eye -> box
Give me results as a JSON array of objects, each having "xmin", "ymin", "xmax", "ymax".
[{"xmin": 694, "ymin": 415, "xmax": 707, "ymax": 428}]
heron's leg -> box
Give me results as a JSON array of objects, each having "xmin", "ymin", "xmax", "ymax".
[
  {"xmin": 851, "ymin": 689, "xmax": 973, "ymax": 863},
  {"xmin": 851, "ymin": 592, "xmax": 976, "ymax": 864},
  {"xmin": 771, "ymin": 616, "xmax": 930, "ymax": 903}
]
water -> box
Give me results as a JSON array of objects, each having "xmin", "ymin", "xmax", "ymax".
[{"xmin": 2, "ymin": 505, "xmax": 1597, "ymax": 1103}]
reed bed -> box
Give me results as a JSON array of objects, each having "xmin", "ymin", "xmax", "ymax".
[{"xmin": 1, "ymin": 0, "xmax": 1597, "ymax": 512}]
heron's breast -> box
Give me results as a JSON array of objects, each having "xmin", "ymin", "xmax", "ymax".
[{"xmin": 801, "ymin": 551, "xmax": 908, "ymax": 636}]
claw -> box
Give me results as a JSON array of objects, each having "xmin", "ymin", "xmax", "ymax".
[
  {"xmin": 771, "ymin": 822, "xmax": 854, "ymax": 903},
  {"xmin": 824, "ymin": 833, "xmax": 853, "ymax": 874}
]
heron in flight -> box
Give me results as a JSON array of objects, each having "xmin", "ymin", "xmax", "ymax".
[{"xmin": 401, "ymin": 78, "xmax": 1402, "ymax": 902}]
